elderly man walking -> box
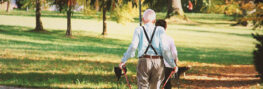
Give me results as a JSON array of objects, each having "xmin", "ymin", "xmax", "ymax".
[{"xmin": 119, "ymin": 9, "xmax": 177, "ymax": 89}]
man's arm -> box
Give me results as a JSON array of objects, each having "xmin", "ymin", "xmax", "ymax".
[
  {"xmin": 119, "ymin": 27, "xmax": 140, "ymax": 68},
  {"xmin": 170, "ymin": 39, "xmax": 179, "ymax": 64}
]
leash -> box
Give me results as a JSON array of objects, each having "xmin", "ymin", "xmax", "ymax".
[
  {"xmin": 162, "ymin": 70, "xmax": 176, "ymax": 89},
  {"xmin": 122, "ymin": 68, "xmax": 132, "ymax": 89}
]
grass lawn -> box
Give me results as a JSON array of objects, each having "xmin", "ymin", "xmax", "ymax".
[{"xmin": 0, "ymin": 10, "xmax": 258, "ymax": 88}]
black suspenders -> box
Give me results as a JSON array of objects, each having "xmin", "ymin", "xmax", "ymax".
[{"xmin": 142, "ymin": 26, "xmax": 158, "ymax": 55}]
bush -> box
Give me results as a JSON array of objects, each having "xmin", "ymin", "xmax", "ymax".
[
  {"xmin": 224, "ymin": 3, "xmax": 241, "ymax": 16},
  {"xmin": 253, "ymin": 34, "xmax": 263, "ymax": 81},
  {"xmin": 200, "ymin": 0, "xmax": 225, "ymax": 13}
]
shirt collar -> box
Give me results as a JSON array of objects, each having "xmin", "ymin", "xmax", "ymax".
[{"xmin": 144, "ymin": 23, "xmax": 155, "ymax": 28}]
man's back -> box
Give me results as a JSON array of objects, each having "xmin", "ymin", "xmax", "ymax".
[
  {"xmin": 137, "ymin": 23, "xmax": 164, "ymax": 57},
  {"xmin": 121, "ymin": 23, "xmax": 167, "ymax": 63}
]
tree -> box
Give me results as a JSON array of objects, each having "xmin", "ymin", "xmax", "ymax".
[
  {"xmin": 1, "ymin": 0, "xmax": 10, "ymax": 12},
  {"xmin": 101, "ymin": 0, "xmax": 107, "ymax": 35},
  {"xmin": 66, "ymin": 0, "xmax": 76, "ymax": 36},
  {"xmin": 243, "ymin": 0, "xmax": 263, "ymax": 81},
  {"xmin": 253, "ymin": 34, "xmax": 263, "ymax": 81},
  {"xmin": 6, "ymin": 0, "xmax": 10, "ymax": 12},
  {"xmin": 166, "ymin": 0, "xmax": 184, "ymax": 18},
  {"xmin": 20, "ymin": 0, "xmax": 46, "ymax": 31},
  {"xmin": 252, "ymin": 1, "xmax": 263, "ymax": 81},
  {"xmin": 52, "ymin": 0, "xmax": 77, "ymax": 36},
  {"xmin": 35, "ymin": 0, "xmax": 44, "ymax": 31}
]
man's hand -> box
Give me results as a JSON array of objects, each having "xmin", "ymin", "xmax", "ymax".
[
  {"xmin": 174, "ymin": 66, "xmax": 178, "ymax": 73},
  {"xmin": 174, "ymin": 58, "xmax": 179, "ymax": 64},
  {"xmin": 119, "ymin": 62, "xmax": 125, "ymax": 69}
]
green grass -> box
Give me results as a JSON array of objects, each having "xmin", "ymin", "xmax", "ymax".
[{"xmin": 0, "ymin": 10, "xmax": 257, "ymax": 88}]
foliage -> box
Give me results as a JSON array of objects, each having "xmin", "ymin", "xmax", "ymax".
[
  {"xmin": 82, "ymin": 0, "xmax": 139, "ymax": 24},
  {"xmin": 224, "ymin": 2, "xmax": 241, "ymax": 16},
  {"xmin": 111, "ymin": 2, "xmax": 139, "ymax": 23},
  {"xmin": 199, "ymin": 0, "xmax": 245, "ymax": 15},
  {"xmin": 144, "ymin": 0, "xmax": 167, "ymax": 12},
  {"xmin": 242, "ymin": 2, "xmax": 263, "ymax": 30},
  {"xmin": 19, "ymin": 0, "xmax": 51, "ymax": 10},
  {"xmin": 200, "ymin": 0, "xmax": 226, "ymax": 13},
  {"xmin": 52, "ymin": 0, "xmax": 68, "ymax": 12}
]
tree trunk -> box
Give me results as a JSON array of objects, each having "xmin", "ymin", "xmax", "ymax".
[
  {"xmin": 66, "ymin": 1, "xmax": 72, "ymax": 36},
  {"xmin": 35, "ymin": 0, "xmax": 44, "ymax": 31},
  {"xmin": 166, "ymin": 0, "xmax": 184, "ymax": 18},
  {"xmin": 95, "ymin": 0, "xmax": 99, "ymax": 11},
  {"xmin": 225, "ymin": 0, "xmax": 229, "ymax": 4},
  {"xmin": 101, "ymin": 0, "xmax": 107, "ymax": 35},
  {"xmin": 6, "ymin": 0, "xmax": 10, "ymax": 12},
  {"xmin": 59, "ymin": 4, "xmax": 63, "ymax": 13}
]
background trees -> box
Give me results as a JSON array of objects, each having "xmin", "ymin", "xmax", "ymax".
[
  {"xmin": 144, "ymin": 0, "xmax": 186, "ymax": 20},
  {"xmin": 85, "ymin": 0, "xmax": 138, "ymax": 35},
  {"xmin": 0, "ymin": 0, "xmax": 11, "ymax": 12},
  {"xmin": 53, "ymin": 0, "xmax": 67, "ymax": 13}
]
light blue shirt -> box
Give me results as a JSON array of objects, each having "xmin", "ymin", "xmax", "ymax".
[{"xmin": 121, "ymin": 23, "xmax": 176, "ymax": 67}]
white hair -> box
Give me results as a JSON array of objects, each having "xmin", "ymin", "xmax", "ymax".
[{"xmin": 143, "ymin": 9, "xmax": 156, "ymax": 22}]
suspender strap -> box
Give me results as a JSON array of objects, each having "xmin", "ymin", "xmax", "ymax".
[{"xmin": 142, "ymin": 26, "xmax": 158, "ymax": 55}]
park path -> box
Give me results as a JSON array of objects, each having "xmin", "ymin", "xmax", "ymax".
[
  {"xmin": 171, "ymin": 62, "xmax": 262, "ymax": 89},
  {"xmin": 0, "ymin": 86, "xmax": 34, "ymax": 89}
]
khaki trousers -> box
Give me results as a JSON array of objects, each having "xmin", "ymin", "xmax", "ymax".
[{"xmin": 137, "ymin": 57, "xmax": 165, "ymax": 89}]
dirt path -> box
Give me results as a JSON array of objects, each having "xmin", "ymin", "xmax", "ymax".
[
  {"xmin": 171, "ymin": 62, "xmax": 262, "ymax": 89},
  {"xmin": 0, "ymin": 86, "xmax": 34, "ymax": 89}
]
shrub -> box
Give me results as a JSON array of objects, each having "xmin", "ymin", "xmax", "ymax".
[{"xmin": 224, "ymin": 3, "xmax": 241, "ymax": 16}]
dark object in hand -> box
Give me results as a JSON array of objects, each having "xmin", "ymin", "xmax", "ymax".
[
  {"xmin": 114, "ymin": 66, "xmax": 127, "ymax": 81},
  {"xmin": 165, "ymin": 66, "xmax": 191, "ymax": 77},
  {"xmin": 177, "ymin": 66, "xmax": 191, "ymax": 77}
]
